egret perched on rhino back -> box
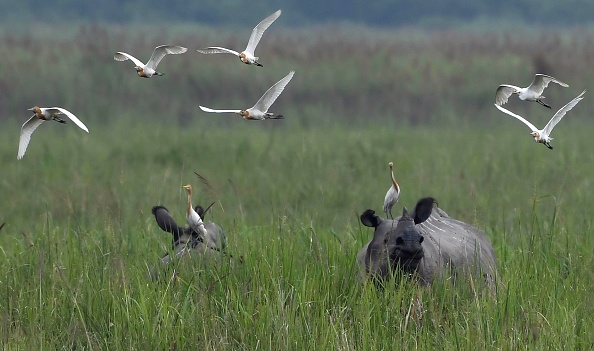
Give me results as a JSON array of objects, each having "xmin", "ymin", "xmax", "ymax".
[
  {"xmin": 383, "ymin": 162, "xmax": 401, "ymax": 219},
  {"xmin": 149, "ymin": 204, "xmax": 231, "ymax": 280},
  {"xmin": 182, "ymin": 184, "xmax": 208, "ymax": 238}
]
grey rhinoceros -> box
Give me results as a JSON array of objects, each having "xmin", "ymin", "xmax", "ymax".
[
  {"xmin": 357, "ymin": 197, "xmax": 498, "ymax": 288},
  {"xmin": 149, "ymin": 204, "xmax": 235, "ymax": 279}
]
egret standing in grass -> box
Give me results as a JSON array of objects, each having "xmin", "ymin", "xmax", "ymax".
[
  {"xmin": 494, "ymin": 90, "xmax": 585, "ymax": 149},
  {"xmin": 114, "ymin": 45, "xmax": 187, "ymax": 78},
  {"xmin": 383, "ymin": 162, "xmax": 401, "ymax": 219},
  {"xmin": 495, "ymin": 74, "xmax": 569, "ymax": 108},
  {"xmin": 18, "ymin": 106, "xmax": 89, "ymax": 160},
  {"xmin": 199, "ymin": 71, "xmax": 294, "ymax": 120},
  {"xmin": 182, "ymin": 184, "xmax": 208, "ymax": 237},
  {"xmin": 196, "ymin": 10, "xmax": 281, "ymax": 67}
]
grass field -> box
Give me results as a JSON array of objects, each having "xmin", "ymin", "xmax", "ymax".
[
  {"xmin": 0, "ymin": 117, "xmax": 593, "ymax": 349},
  {"xmin": 0, "ymin": 23, "xmax": 593, "ymax": 349}
]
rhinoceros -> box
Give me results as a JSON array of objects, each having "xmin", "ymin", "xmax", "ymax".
[
  {"xmin": 149, "ymin": 204, "xmax": 235, "ymax": 279},
  {"xmin": 357, "ymin": 197, "xmax": 498, "ymax": 288}
]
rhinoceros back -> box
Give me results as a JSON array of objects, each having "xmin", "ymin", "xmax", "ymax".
[{"xmin": 414, "ymin": 207, "xmax": 498, "ymax": 287}]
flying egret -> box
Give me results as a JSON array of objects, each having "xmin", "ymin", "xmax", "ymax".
[
  {"xmin": 114, "ymin": 45, "xmax": 187, "ymax": 78},
  {"xmin": 494, "ymin": 90, "xmax": 585, "ymax": 149},
  {"xmin": 199, "ymin": 71, "xmax": 294, "ymax": 120},
  {"xmin": 196, "ymin": 10, "xmax": 281, "ymax": 67},
  {"xmin": 182, "ymin": 184, "xmax": 208, "ymax": 236},
  {"xmin": 18, "ymin": 106, "xmax": 89, "ymax": 160},
  {"xmin": 495, "ymin": 74, "xmax": 569, "ymax": 108},
  {"xmin": 383, "ymin": 162, "xmax": 401, "ymax": 219}
]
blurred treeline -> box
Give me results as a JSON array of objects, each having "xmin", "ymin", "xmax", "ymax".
[
  {"xmin": 1, "ymin": 25, "xmax": 593, "ymax": 129},
  {"xmin": 3, "ymin": 0, "xmax": 594, "ymax": 27}
]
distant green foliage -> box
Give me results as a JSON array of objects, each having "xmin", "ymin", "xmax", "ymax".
[{"xmin": 1, "ymin": 25, "xmax": 593, "ymax": 129}]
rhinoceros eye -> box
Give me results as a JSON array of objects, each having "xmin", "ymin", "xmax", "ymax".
[{"xmin": 419, "ymin": 236, "xmax": 424, "ymax": 244}]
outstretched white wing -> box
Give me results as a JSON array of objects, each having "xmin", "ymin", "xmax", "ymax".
[
  {"xmin": 146, "ymin": 45, "xmax": 187, "ymax": 70},
  {"xmin": 199, "ymin": 105, "xmax": 241, "ymax": 114},
  {"xmin": 196, "ymin": 46, "xmax": 241, "ymax": 56},
  {"xmin": 495, "ymin": 84, "xmax": 520, "ymax": 106},
  {"xmin": 542, "ymin": 90, "xmax": 585, "ymax": 136},
  {"xmin": 18, "ymin": 116, "xmax": 44, "ymax": 160},
  {"xmin": 527, "ymin": 74, "xmax": 569, "ymax": 95},
  {"xmin": 46, "ymin": 107, "xmax": 89, "ymax": 133},
  {"xmin": 251, "ymin": 71, "xmax": 294, "ymax": 113},
  {"xmin": 494, "ymin": 104, "xmax": 539, "ymax": 133},
  {"xmin": 245, "ymin": 10, "xmax": 281, "ymax": 55},
  {"xmin": 113, "ymin": 51, "xmax": 145, "ymax": 67}
]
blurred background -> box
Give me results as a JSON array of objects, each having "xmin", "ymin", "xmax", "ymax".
[
  {"xmin": 0, "ymin": 0, "xmax": 593, "ymax": 127},
  {"xmin": 0, "ymin": 0, "xmax": 593, "ymax": 229}
]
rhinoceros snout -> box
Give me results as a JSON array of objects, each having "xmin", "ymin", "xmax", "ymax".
[{"xmin": 393, "ymin": 234, "xmax": 424, "ymax": 260}]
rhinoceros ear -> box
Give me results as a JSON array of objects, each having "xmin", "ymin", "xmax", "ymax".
[
  {"xmin": 195, "ymin": 202, "xmax": 216, "ymax": 220},
  {"xmin": 412, "ymin": 197, "xmax": 437, "ymax": 224},
  {"xmin": 152, "ymin": 205, "xmax": 185, "ymax": 242},
  {"xmin": 360, "ymin": 209, "xmax": 381, "ymax": 227}
]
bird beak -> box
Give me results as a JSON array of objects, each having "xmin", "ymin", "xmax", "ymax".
[{"xmin": 27, "ymin": 107, "xmax": 35, "ymax": 111}]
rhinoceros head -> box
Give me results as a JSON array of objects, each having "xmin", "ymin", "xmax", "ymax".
[{"xmin": 361, "ymin": 197, "xmax": 436, "ymax": 278}]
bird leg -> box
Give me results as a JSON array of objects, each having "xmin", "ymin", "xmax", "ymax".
[
  {"xmin": 266, "ymin": 113, "xmax": 284, "ymax": 119},
  {"xmin": 255, "ymin": 61, "xmax": 263, "ymax": 67},
  {"xmin": 52, "ymin": 116, "xmax": 67, "ymax": 124},
  {"xmin": 536, "ymin": 99, "xmax": 551, "ymax": 109},
  {"xmin": 544, "ymin": 141, "xmax": 553, "ymax": 150}
]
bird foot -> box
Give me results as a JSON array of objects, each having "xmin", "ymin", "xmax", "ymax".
[{"xmin": 537, "ymin": 99, "xmax": 551, "ymax": 109}]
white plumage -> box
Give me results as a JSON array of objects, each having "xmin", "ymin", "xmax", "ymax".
[
  {"xmin": 18, "ymin": 106, "xmax": 89, "ymax": 160},
  {"xmin": 383, "ymin": 162, "xmax": 401, "ymax": 219},
  {"xmin": 114, "ymin": 45, "xmax": 187, "ymax": 77},
  {"xmin": 182, "ymin": 184, "xmax": 207, "ymax": 236},
  {"xmin": 495, "ymin": 74, "xmax": 568, "ymax": 108},
  {"xmin": 494, "ymin": 90, "xmax": 585, "ymax": 149},
  {"xmin": 199, "ymin": 71, "xmax": 295, "ymax": 120},
  {"xmin": 197, "ymin": 10, "xmax": 281, "ymax": 67}
]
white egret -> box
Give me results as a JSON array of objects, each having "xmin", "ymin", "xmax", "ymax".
[
  {"xmin": 199, "ymin": 71, "xmax": 294, "ymax": 120},
  {"xmin": 495, "ymin": 74, "xmax": 569, "ymax": 108},
  {"xmin": 182, "ymin": 184, "xmax": 208, "ymax": 237},
  {"xmin": 114, "ymin": 45, "xmax": 187, "ymax": 78},
  {"xmin": 196, "ymin": 10, "xmax": 281, "ymax": 67},
  {"xmin": 383, "ymin": 162, "xmax": 401, "ymax": 219},
  {"xmin": 494, "ymin": 90, "xmax": 585, "ymax": 149},
  {"xmin": 18, "ymin": 106, "xmax": 89, "ymax": 160}
]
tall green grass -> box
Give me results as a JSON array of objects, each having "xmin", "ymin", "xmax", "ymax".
[{"xmin": 0, "ymin": 120, "xmax": 593, "ymax": 349}]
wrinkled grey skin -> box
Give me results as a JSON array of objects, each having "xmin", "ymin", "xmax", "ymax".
[
  {"xmin": 357, "ymin": 197, "xmax": 498, "ymax": 288},
  {"xmin": 149, "ymin": 205, "xmax": 236, "ymax": 280}
]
